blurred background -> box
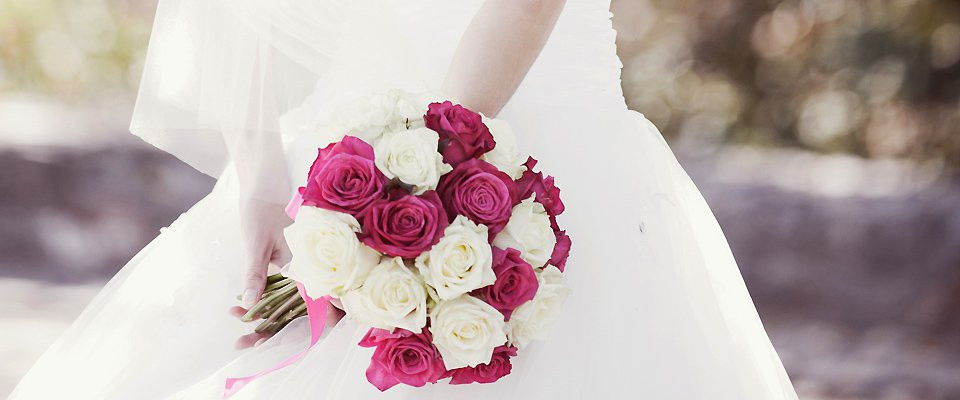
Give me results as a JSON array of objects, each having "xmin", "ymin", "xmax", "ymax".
[{"xmin": 1, "ymin": 0, "xmax": 958, "ymax": 398}]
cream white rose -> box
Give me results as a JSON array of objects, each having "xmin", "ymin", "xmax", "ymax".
[
  {"xmin": 505, "ymin": 265, "xmax": 569, "ymax": 348},
  {"xmin": 480, "ymin": 117, "xmax": 527, "ymax": 179},
  {"xmin": 374, "ymin": 127, "xmax": 452, "ymax": 194},
  {"xmin": 333, "ymin": 90, "xmax": 428, "ymax": 143},
  {"xmin": 341, "ymin": 257, "xmax": 430, "ymax": 332},
  {"xmin": 429, "ymin": 295, "xmax": 507, "ymax": 369},
  {"xmin": 492, "ymin": 196, "xmax": 557, "ymax": 268},
  {"xmin": 283, "ymin": 207, "xmax": 381, "ymax": 299},
  {"xmin": 415, "ymin": 216, "xmax": 495, "ymax": 300}
]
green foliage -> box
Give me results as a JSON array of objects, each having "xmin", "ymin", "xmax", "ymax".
[{"xmin": 0, "ymin": 0, "xmax": 154, "ymax": 97}]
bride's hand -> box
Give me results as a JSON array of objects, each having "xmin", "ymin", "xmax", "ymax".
[
  {"xmin": 227, "ymin": 200, "xmax": 292, "ymax": 348},
  {"xmin": 227, "ymin": 200, "xmax": 347, "ymax": 349},
  {"xmin": 238, "ymin": 200, "xmax": 292, "ymax": 309}
]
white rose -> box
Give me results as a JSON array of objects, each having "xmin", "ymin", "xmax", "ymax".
[
  {"xmin": 415, "ymin": 216, "xmax": 495, "ymax": 300},
  {"xmin": 492, "ymin": 196, "xmax": 557, "ymax": 268},
  {"xmin": 389, "ymin": 89, "xmax": 431, "ymax": 123},
  {"xmin": 429, "ymin": 295, "xmax": 507, "ymax": 369},
  {"xmin": 333, "ymin": 90, "xmax": 428, "ymax": 143},
  {"xmin": 505, "ymin": 265, "xmax": 569, "ymax": 348},
  {"xmin": 341, "ymin": 257, "xmax": 430, "ymax": 332},
  {"xmin": 374, "ymin": 127, "xmax": 452, "ymax": 194},
  {"xmin": 283, "ymin": 207, "xmax": 381, "ymax": 299},
  {"xmin": 480, "ymin": 117, "xmax": 527, "ymax": 179}
]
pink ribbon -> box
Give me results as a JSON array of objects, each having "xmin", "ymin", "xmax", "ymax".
[
  {"xmin": 223, "ymin": 285, "xmax": 330, "ymax": 398},
  {"xmin": 222, "ymin": 192, "xmax": 322, "ymax": 397},
  {"xmin": 284, "ymin": 191, "xmax": 304, "ymax": 219}
]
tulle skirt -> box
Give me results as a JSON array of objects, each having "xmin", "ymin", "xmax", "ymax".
[{"xmin": 10, "ymin": 1, "xmax": 797, "ymax": 398}]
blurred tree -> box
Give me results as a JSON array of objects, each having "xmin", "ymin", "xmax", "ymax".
[
  {"xmin": 0, "ymin": 0, "xmax": 154, "ymax": 97},
  {"xmin": 614, "ymin": 0, "xmax": 960, "ymax": 171}
]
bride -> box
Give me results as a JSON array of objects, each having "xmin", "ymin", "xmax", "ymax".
[{"xmin": 11, "ymin": 0, "xmax": 798, "ymax": 398}]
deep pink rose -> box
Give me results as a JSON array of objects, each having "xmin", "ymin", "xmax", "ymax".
[
  {"xmin": 437, "ymin": 159, "xmax": 517, "ymax": 237},
  {"xmin": 358, "ymin": 189, "xmax": 447, "ymax": 258},
  {"xmin": 359, "ymin": 328, "xmax": 447, "ymax": 391},
  {"xmin": 475, "ymin": 247, "xmax": 538, "ymax": 319},
  {"xmin": 549, "ymin": 230, "xmax": 571, "ymax": 272},
  {"xmin": 516, "ymin": 157, "xmax": 564, "ymax": 229},
  {"xmin": 443, "ymin": 345, "xmax": 517, "ymax": 385},
  {"xmin": 424, "ymin": 101, "xmax": 495, "ymax": 166},
  {"xmin": 299, "ymin": 136, "xmax": 389, "ymax": 216}
]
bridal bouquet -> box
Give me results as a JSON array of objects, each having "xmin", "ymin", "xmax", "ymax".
[{"xmin": 243, "ymin": 91, "xmax": 571, "ymax": 390}]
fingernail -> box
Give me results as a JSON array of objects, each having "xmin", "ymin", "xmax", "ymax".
[
  {"xmin": 242, "ymin": 289, "xmax": 257, "ymax": 308},
  {"xmin": 254, "ymin": 338, "xmax": 267, "ymax": 347}
]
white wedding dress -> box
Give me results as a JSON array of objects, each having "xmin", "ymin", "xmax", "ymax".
[{"xmin": 11, "ymin": 0, "xmax": 798, "ymax": 399}]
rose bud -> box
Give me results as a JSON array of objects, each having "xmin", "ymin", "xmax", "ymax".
[{"xmin": 424, "ymin": 101, "xmax": 495, "ymax": 166}]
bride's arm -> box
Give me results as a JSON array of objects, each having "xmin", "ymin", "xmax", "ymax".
[
  {"xmin": 442, "ymin": 0, "xmax": 566, "ymax": 117},
  {"xmin": 229, "ymin": 74, "xmax": 294, "ymax": 313},
  {"xmin": 230, "ymin": 139, "xmax": 296, "ymax": 347}
]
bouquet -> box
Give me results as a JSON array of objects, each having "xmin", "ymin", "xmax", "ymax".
[{"xmin": 241, "ymin": 91, "xmax": 572, "ymax": 390}]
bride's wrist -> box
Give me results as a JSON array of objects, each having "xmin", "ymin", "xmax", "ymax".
[{"xmin": 237, "ymin": 198, "xmax": 291, "ymax": 250}]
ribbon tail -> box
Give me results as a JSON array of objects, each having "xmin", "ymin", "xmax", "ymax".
[
  {"xmin": 285, "ymin": 191, "xmax": 304, "ymax": 219},
  {"xmin": 222, "ymin": 286, "xmax": 330, "ymax": 398}
]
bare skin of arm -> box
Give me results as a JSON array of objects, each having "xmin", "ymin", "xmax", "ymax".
[{"xmin": 442, "ymin": 0, "xmax": 567, "ymax": 117}]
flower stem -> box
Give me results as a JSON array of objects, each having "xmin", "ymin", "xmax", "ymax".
[
  {"xmin": 241, "ymin": 280, "xmax": 297, "ymax": 322},
  {"xmin": 256, "ymin": 301, "xmax": 309, "ymax": 334},
  {"xmin": 267, "ymin": 293, "xmax": 302, "ymax": 324},
  {"xmin": 266, "ymin": 273, "xmax": 285, "ymax": 285},
  {"xmin": 263, "ymin": 277, "xmax": 293, "ymax": 293}
]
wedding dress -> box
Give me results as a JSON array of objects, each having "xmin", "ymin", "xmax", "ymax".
[{"xmin": 10, "ymin": 0, "xmax": 799, "ymax": 399}]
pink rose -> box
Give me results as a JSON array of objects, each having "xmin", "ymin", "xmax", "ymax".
[
  {"xmin": 424, "ymin": 101, "xmax": 495, "ymax": 166},
  {"xmin": 300, "ymin": 136, "xmax": 389, "ymax": 216},
  {"xmin": 358, "ymin": 189, "xmax": 448, "ymax": 258},
  {"xmin": 475, "ymin": 247, "xmax": 538, "ymax": 319},
  {"xmin": 516, "ymin": 157, "xmax": 564, "ymax": 229},
  {"xmin": 443, "ymin": 345, "xmax": 517, "ymax": 385},
  {"xmin": 359, "ymin": 328, "xmax": 447, "ymax": 391},
  {"xmin": 436, "ymin": 159, "xmax": 517, "ymax": 237},
  {"xmin": 549, "ymin": 230, "xmax": 571, "ymax": 272}
]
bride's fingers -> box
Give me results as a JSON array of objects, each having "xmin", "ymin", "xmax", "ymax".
[
  {"xmin": 242, "ymin": 261, "xmax": 268, "ymax": 308},
  {"xmin": 229, "ymin": 306, "xmax": 250, "ymax": 319},
  {"xmin": 271, "ymin": 237, "xmax": 292, "ymax": 267},
  {"xmin": 234, "ymin": 332, "xmax": 271, "ymax": 350},
  {"xmin": 326, "ymin": 303, "xmax": 345, "ymax": 326}
]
